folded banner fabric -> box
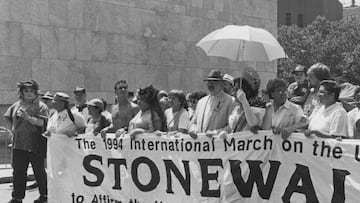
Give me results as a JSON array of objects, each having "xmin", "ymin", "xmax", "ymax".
[{"xmin": 47, "ymin": 131, "xmax": 360, "ymax": 203}]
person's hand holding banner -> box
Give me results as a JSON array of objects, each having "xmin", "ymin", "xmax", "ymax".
[
  {"xmin": 189, "ymin": 131, "xmax": 198, "ymax": 139},
  {"xmin": 129, "ymin": 128, "xmax": 145, "ymax": 140}
]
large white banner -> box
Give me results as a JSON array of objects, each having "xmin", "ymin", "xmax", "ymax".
[{"xmin": 47, "ymin": 131, "xmax": 360, "ymax": 203}]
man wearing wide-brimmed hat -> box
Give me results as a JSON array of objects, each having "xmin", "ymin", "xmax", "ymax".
[{"xmin": 189, "ymin": 70, "xmax": 236, "ymax": 138}]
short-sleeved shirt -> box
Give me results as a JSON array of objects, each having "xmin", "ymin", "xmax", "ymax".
[
  {"xmin": 347, "ymin": 107, "xmax": 360, "ymax": 138},
  {"xmin": 86, "ymin": 115, "xmax": 111, "ymax": 135},
  {"xmin": 47, "ymin": 109, "xmax": 86, "ymax": 136},
  {"xmin": 165, "ymin": 108, "xmax": 190, "ymax": 131},
  {"xmin": 272, "ymin": 100, "xmax": 304, "ymax": 129},
  {"xmin": 308, "ymin": 102, "xmax": 348, "ymax": 137},
  {"xmin": 4, "ymin": 100, "xmax": 48, "ymax": 152},
  {"xmin": 229, "ymin": 106, "xmax": 265, "ymax": 132},
  {"xmin": 128, "ymin": 110, "xmax": 159, "ymax": 132}
]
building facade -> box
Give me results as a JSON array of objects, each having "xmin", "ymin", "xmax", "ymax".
[
  {"xmin": 343, "ymin": 5, "xmax": 360, "ymax": 22},
  {"xmin": 278, "ymin": 0, "xmax": 343, "ymax": 27},
  {"xmin": 0, "ymin": 0, "xmax": 277, "ymax": 111}
]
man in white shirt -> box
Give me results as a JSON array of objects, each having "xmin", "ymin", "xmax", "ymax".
[{"xmin": 46, "ymin": 92, "xmax": 86, "ymax": 137}]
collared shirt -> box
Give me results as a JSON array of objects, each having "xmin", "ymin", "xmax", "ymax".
[
  {"xmin": 47, "ymin": 109, "xmax": 86, "ymax": 136},
  {"xmin": 272, "ymin": 100, "xmax": 304, "ymax": 129},
  {"xmin": 4, "ymin": 100, "xmax": 48, "ymax": 152},
  {"xmin": 347, "ymin": 107, "xmax": 360, "ymax": 138},
  {"xmin": 308, "ymin": 102, "xmax": 348, "ymax": 137}
]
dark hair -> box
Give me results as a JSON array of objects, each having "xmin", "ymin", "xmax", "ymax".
[
  {"xmin": 114, "ymin": 80, "xmax": 128, "ymax": 90},
  {"xmin": 354, "ymin": 87, "xmax": 360, "ymax": 99},
  {"xmin": 169, "ymin": 89, "xmax": 187, "ymax": 108},
  {"xmin": 307, "ymin": 63, "xmax": 330, "ymax": 81},
  {"xmin": 234, "ymin": 78, "xmax": 259, "ymax": 100},
  {"xmin": 138, "ymin": 85, "xmax": 167, "ymax": 131},
  {"xmin": 266, "ymin": 78, "xmax": 287, "ymax": 99},
  {"xmin": 188, "ymin": 91, "xmax": 207, "ymax": 101},
  {"xmin": 101, "ymin": 98, "xmax": 107, "ymax": 110},
  {"xmin": 320, "ymin": 80, "xmax": 341, "ymax": 101},
  {"xmin": 17, "ymin": 80, "xmax": 40, "ymax": 100}
]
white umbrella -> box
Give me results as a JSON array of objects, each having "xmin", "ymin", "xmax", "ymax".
[{"xmin": 196, "ymin": 25, "xmax": 287, "ymax": 62}]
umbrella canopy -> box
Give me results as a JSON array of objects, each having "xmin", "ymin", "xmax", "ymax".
[{"xmin": 196, "ymin": 25, "xmax": 287, "ymax": 62}]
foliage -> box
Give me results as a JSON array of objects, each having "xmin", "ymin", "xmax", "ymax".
[{"xmin": 278, "ymin": 16, "xmax": 360, "ymax": 85}]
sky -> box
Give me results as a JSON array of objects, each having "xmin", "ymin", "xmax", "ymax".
[{"xmin": 339, "ymin": 0, "xmax": 360, "ymax": 7}]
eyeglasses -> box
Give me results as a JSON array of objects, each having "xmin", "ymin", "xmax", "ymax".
[
  {"xmin": 187, "ymin": 99, "xmax": 197, "ymax": 104},
  {"xmin": 115, "ymin": 86, "xmax": 128, "ymax": 90}
]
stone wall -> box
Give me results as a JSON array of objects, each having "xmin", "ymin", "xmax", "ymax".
[{"xmin": 0, "ymin": 0, "xmax": 277, "ymax": 107}]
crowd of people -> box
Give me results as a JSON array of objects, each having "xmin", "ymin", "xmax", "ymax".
[{"xmin": 3, "ymin": 62, "xmax": 360, "ymax": 203}]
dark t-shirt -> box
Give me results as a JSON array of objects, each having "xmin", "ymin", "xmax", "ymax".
[
  {"xmin": 287, "ymin": 81, "xmax": 310, "ymax": 106},
  {"xmin": 4, "ymin": 100, "xmax": 48, "ymax": 153}
]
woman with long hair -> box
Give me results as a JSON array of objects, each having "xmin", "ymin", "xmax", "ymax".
[{"xmin": 128, "ymin": 85, "xmax": 167, "ymax": 139}]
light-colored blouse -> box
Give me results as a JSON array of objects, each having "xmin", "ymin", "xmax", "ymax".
[
  {"xmin": 309, "ymin": 102, "xmax": 348, "ymax": 137},
  {"xmin": 128, "ymin": 110, "xmax": 159, "ymax": 132},
  {"xmin": 165, "ymin": 108, "xmax": 190, "ymax": 131}
]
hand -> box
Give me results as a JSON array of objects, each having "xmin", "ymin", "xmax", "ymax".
[
  {"xmin": 115, "ymin": 128, "xmax": 126, "ymax": 138},
  {"xmin": 249, "ymin": 125, "xmax": 261, "ymax": 134},
  {"xmin": 189, "ymin": 131, "xmax": 198, "ymax": 139},
  {"xmin": 100, "ymin": 129, "xmax": 107, "ymax": 139},
  {"xmin": 218, "ymin": 131, "xmax": 227, "ymax": 139},
  {"xmin": 18, "ymin": 109, "xmax": 30, "ymax": 120},
  {"xmin": 129, "ymin": 128, "xmax": 144, "ymax": 140},
  {"xmin": 335, "ymin": 136, "xmax": 342, "ymax": 141},
  {"xmin": 205, "ymin": 130, "xmax": 217, "ymax": 138},
  {"xmin": 154, "ymin": 130, "xmax": 163, "ymax": 137},
  {"xmin": 42, "ymin": 131, "xmax": 51, "ymax": 138},
  {"xmin": 265, "ymin": 101, "xmax": 273, "ymax": 110},
  {"xmin": 236, "ymin": 89, "xmax": 247, "ymax": 103},
  {"xmin": 272, "ymin": 126, "xmax": 281, "ymax": 135},
  {"xmin": 304, "ymin": 129, "xmax": 313, "ymax": 137},
  {"xmin": 281, "ymin": 128, "xmax": 292, "ymax": 140}
]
